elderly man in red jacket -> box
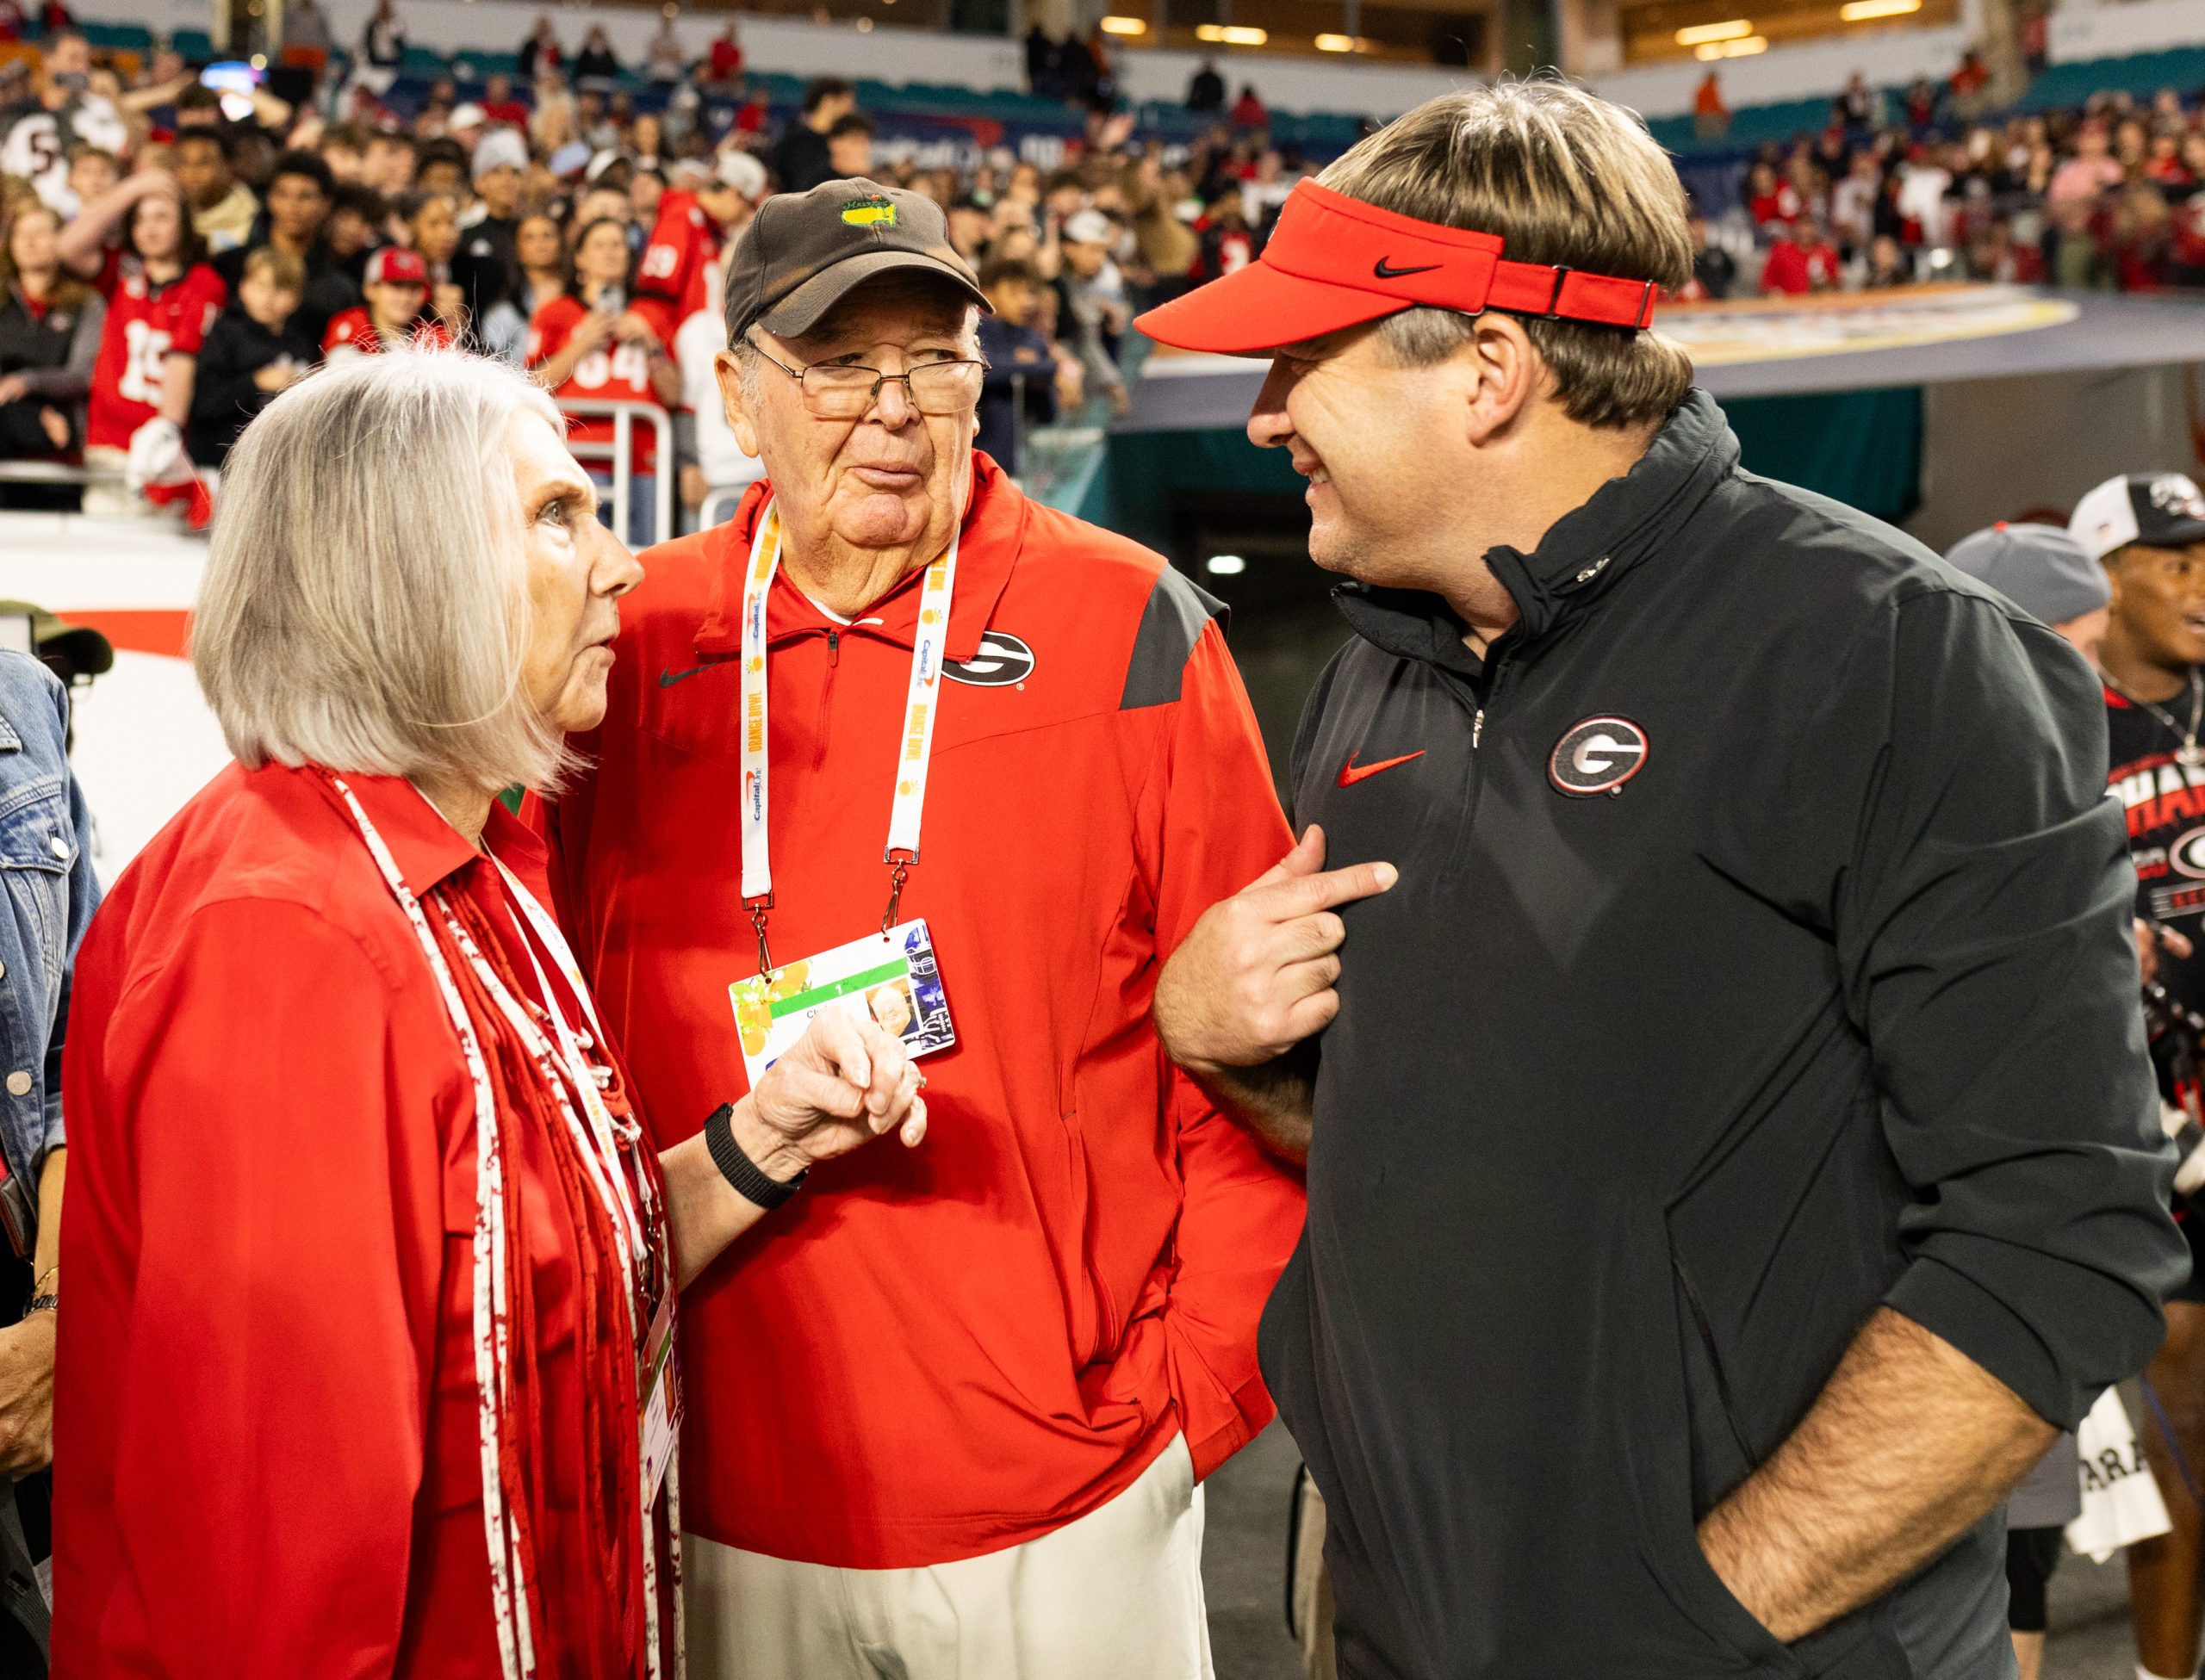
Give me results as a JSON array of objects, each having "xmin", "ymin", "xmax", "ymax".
[{"xmin": 533, "ymin": 177, "xmax": 1315, "ymax": 1676}]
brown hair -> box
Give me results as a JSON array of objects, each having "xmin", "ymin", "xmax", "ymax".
[
  {"xmin": 977, "ymin": 254, "xmax": 1038, "ymax": 292},
  {"xmin": 1318, "ymin": 80, "xmax": 1695, "ymax": 431},
  {"xmin": 242, "ymin": 245, "xmax": 307, "ymax": 294},
  {"xmin": 123, "ymin": 174, "xmax": 210, "ymax": 274},
  {"xmin": 0, "ymin": 201, "xmax": 94, "ymax": 315}
]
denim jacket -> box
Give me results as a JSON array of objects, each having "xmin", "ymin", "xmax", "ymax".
[{"xmin": 0, "ymin": 654, "xmax": 99, "ymax": 1251}]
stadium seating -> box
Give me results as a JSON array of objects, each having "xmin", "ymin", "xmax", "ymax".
[{"xmin": 32, "ymin": 12, "xmax": 2205, "ymax": 169}]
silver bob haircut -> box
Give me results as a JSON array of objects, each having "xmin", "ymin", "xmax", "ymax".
[{"xmin": 194, "ymin": 351, "xmax": 576, "ymax": 797}]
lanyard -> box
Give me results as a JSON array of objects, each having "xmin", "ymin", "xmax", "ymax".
[
  {"xmin": 492, "ymin": 856, "xmax": 652, "ymax": 1283},
  {"xmin": 737, "ymin": 498, "xmax": 958, "ymax": 976},
  {"xmin": 331, "ymin": 772, "xmax": 682, "ymax": 1680}
]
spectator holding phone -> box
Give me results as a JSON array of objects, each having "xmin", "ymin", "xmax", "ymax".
[
  {"xmin": 405, "ymin": 189, "xmax": 469, "ymax": 340},
  {"xmin": 187, "ymin": 246, "xmax": 310, "ymax": 470}
]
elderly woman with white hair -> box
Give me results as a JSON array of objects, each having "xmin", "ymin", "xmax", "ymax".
[{"xmin": 49, "ymin": 350, "xmax": 927, "ymax": 1679}]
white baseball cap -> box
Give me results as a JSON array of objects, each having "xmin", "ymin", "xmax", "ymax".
[
  {"xmin": 2070, "ymin": 473, "xmax": 2205, "ymax": 562},
  {"xmin": 1063, "ymin": 208, "xmax": 1115, "ymax": 246},
  {"xmin": 470, "ymin": 126, "xmax": 529, "ymax": 182},
  {"xmin": 716, "ymin": 147, "xmax": 767, "ymax": 201}
]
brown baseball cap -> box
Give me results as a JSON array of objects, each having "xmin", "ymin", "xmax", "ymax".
[{"xmin": 724, "ymin": 176, "xmax": 991, "ymax": 343}]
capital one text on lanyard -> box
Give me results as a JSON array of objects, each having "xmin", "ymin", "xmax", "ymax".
[{"xmin": 737, "ymin": 496, "xmax": 957, "ymax": 976}]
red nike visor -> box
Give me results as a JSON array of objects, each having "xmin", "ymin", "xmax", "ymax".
[{"xmin": 1134, "ymin": 179, "xmax": 1660, "ymax": 355}]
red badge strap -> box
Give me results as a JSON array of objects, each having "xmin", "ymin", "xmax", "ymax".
[{"xmin": 1264, "ymin": 180, "xmax": 1659, "ymax": 330}]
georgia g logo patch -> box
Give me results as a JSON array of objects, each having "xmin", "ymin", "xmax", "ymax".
[
  {"xmin": 1549, "ymin": 716, "xmax": 1649, "ymax": 797},
  {"xmin": 943, "ymin": 631, "xmax": 1035, "ymax": 687},
  {"xmin": 2171, "ymin": 824, "xmax": 2205, "ymax": 879}
]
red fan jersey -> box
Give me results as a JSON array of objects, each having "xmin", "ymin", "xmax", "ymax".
[
  {"xmin": 630, "ymin": 189, "xmax": 718, "ymax": 350},
  {"xmin": 86, "ymin": 262, "xmax": 227, "ymax": 452},
  {"xmin": 321, "ymin": 308, "xmax": 455, "ymax": 358},
  {"xmin": 528, "ymin": 296, "xmax": 661, "ymax": 476}
]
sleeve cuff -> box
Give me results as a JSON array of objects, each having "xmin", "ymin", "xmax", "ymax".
[{"xmin": 1885, "ymin": 1255, "xmax": 2087, "ymax": 1430}]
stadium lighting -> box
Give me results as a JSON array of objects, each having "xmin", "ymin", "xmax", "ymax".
[
  {"xmin": 1315, "ymin": 33, "xmax": 1371, "ymax": 50},
  {"xmin": 1674, "ymin": 18, "xmax": 1751, "ymax": 45},
  {"xmin": 1196, "ymin": 23, "xmax": 1270, "ymax": 44},
  {"xmin": 1840, "ymin": 0, "xmax": 1921, "ymax": 18},
  {"xmin": 1206, "ymin": 555, "xmax": 1248, "ymax": 576},
  {"xmin": 1100, "ymin": 15, "xmax": 1148, "ymax": 32},
  {"xmin": 1693, "ymin": 32, "xmax": 1767, "ymax": 56}
]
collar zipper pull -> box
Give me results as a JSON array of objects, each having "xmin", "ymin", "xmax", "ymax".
[{"xmin": 1473, "ymin": 708, "xmax": 1485, "ymax": 749}]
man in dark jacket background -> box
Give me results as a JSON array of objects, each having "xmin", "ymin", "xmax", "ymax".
[{"xmin": 1138, "ymin": 82, "xmax": 2187, "ymax": 1680}]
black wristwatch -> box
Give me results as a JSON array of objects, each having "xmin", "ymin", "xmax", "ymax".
[{"xmin": 703, "ymin": 1102, "xmax": 807, "ymax": 1211}]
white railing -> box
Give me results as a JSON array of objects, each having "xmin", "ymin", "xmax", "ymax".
[
  {"xmin": 0, "ymin": 462, "xmax": 122, "ymax": 486},
  {"xmin": 556, "ymin": 400, "xmax": 674, "ymax": 553}
]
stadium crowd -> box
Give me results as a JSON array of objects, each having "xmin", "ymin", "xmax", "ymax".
[
  {"xmin": 1693, "ymin": 66, "xmax": 2205, "ymax": 296},
  {"xmin": 0, "ymin": 10, "xmax": 1341, "ymax": 528},
  {"xmin": 10, "ymin": 0, "xmax": 2199, "ymax": 527},
  {"xmin": 9, "ymin": 26, "xmax": 2205, "ymax": 1677}
]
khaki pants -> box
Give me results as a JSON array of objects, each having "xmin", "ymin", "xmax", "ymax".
[
  {"xmin": 685, "ymin": 1434, "xmax": 1214, "ymax": 1680},
  {"xmin": 1289, "ymin": 1467, "xmax": 1339, "ymax": 1680}
]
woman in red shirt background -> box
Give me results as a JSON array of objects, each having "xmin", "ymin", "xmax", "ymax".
[
  {"xmin": 53, "ymin": 350, "xmax": 927, "ymax": 1679},
  {"xmin": 82, "ymin": 177, "xmax": 224, "ymax": 515},
  {"xmin": 528, "ymin": 215, "xmax": 679, "ymax": 547}
]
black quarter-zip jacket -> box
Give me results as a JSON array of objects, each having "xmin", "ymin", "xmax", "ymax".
[{"xmin": 1260, "ymin": 391, "xmax": 2187, "ymax": 1680}]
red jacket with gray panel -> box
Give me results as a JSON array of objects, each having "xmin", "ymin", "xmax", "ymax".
[{"xmin": 531, "ymin": 451, "xmax": 1306, "ymax": 1566}]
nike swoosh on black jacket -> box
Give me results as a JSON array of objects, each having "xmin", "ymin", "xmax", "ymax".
[{"xmin": 1263, "ymin": 389, "xmax": 2187, "ymax": 1680}]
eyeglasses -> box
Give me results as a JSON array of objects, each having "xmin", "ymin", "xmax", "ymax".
[{"xmin": 747, "ymin": 333, "xmax": 987, "ymax": 419}]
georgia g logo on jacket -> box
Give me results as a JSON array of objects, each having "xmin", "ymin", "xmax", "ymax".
[{"xmin": 1549, "ymin": 716, "xmax": 1649, "ymax": 797}]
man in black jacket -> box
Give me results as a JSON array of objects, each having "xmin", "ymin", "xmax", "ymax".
[
  {"xmin": 767, "ymin": 78, "xmax": 854, "ymax": 195},
  {"xmin": 1137, "ymin": 83, "xmax": 2186, "ymax": 1680},
  {"xmin": 211, "ymin": 151, "xmax": 360, "ymax": 351}
]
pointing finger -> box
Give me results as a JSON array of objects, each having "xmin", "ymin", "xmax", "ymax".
[{"xmin": 1263, "ymin": 859, "xmax": 1398, "ymax": 920}]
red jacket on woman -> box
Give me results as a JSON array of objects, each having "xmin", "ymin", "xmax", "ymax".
[{"xmin": 53, "ymin": 764, "xmax": 655, "ymax": 1677}]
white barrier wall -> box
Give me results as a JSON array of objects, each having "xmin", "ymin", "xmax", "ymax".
[
  {"xmin": 2047, "ymin": 0, "xmax": 2205, "ymax": 64},
  {"xmin": 1588, "ymin": 25, "xmax": 1971, "ymax": 117},
  {"xmin": 0, "ymin": 517, "xmax": 221, "ymax": 883}
]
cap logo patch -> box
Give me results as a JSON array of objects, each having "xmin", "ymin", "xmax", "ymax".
[
  {"xmin": 2152, "ymin": 475, "xmax": 2205, "ymax": 519},
  {"xmin": 841, "ymin": 195, "xmax": 898, "ymax": 228},
  {"xmin": 1550, "ymin": 716, "xmax": 1649, "ymax": 797}
]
